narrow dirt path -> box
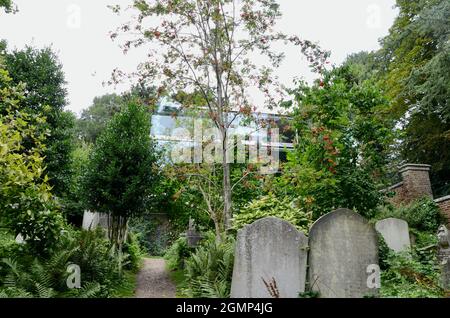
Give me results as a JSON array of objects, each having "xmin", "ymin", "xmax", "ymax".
[{"xmin": 135, "ymin": 258, "xmax": 176, "ymax": 298}]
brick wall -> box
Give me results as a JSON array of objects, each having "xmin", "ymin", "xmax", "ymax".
[
  {"xmin": 387, "ymin": 164, "xmax": 433, "ymax": 205},
  {"xmin": 386, "ymin": 163, "xmax": 449, "ymax": 225},
  {"xmin": 435, "ymin": 195, "xmax": 450, "ymax": 225},
  {"xmin": 400, "ymin": 165, "xmax": 433, "ymax": 201},
  {"xmin": 387, "ymin": 182, "xmax": 407, "ymax": 206}
]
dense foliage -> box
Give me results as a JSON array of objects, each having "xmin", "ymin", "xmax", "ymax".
[
  {"xmin": 346, "ymin": 0, "xmax": 450, "ymax": 195},
  {"xmin": 375, "ymin": 197, "xmax": 444, "ymax": 233},
  {"xmin": 165, "ymin": 236, "xmax": 193, "ymax": 271},
  {"xmin": 377, "ymin": 229, "xmax": 443, "ymax": 298},
  {"xmin": 232, "ymin": 193, "xmax": 312, "ymax": 233},
  {"xmin": 278, "ymin": 67, "xmax": 393, "ymax": 219},
  {"xmin": 0, "ymin": 64, "xmax": 64, "ymax": 252},
  {"xmin": 183, "ymin": 233, "xmax": 235, "ymax": 298},
  {"xmin": 2, "ymin": 46, "xmax": 75, "ymax": 199},
  {"xmin": 0, "ymin": 0, "xmax": 14, "ymax": 13},
  {"xmin": 372, "ymin": 197, "xmax": 446, "ymax": 298}
]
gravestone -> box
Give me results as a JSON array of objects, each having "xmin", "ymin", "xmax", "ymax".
[
  {"xmin": 82, "ymin": 211, "xmax": 108, "ymax": 230},
  {"xmin": 308, "ymin": 209, "xmax": 379, "ymax": 298},
  {"xmin": 231, "ymin": 217, "xmax": 308, "ymax": 298},
  {"xmin": 15, "ymin": 234, "xmax": 25, "ymax": 244},
  {"xmin": 375, "ymin": 218, "xmax": 411, "ymax": 252},
  {"xmin": 437, "ymin": 225, "xmax": 450, "ymax": 292},
  {"xmin": 185, "ymin": 218, "xmax": 203, "ymax": 248}
]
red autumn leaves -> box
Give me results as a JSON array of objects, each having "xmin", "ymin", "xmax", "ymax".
[{"xmin": 311, "ymin": 126, "xmax": 339, "ymax": 174}]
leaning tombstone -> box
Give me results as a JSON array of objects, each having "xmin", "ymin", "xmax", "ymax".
[
  {"xmin": 375, "ymin": 218, "xmax": 411, "ymax": 253},
  {"xmin": 308, "ymin": 208, "xmax": 379, "ymax": 298},
  {"xmin": 437, "ymin": 225, "xmax": 450, "ymax": 293},
  {"xmin": 231, "ymin": 217, "xmax": 308, "ymax": 298}
]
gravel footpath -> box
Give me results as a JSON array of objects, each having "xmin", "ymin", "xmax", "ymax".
[{"xmin": 135, "ymin": 258, "xmax": 176, "ymax": 298}]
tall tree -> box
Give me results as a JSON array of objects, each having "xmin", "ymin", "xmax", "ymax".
[
  {"xmin": 378, "ymin": 0, "xmax": 450, "ymax": 195},
  {"xmin": 83, "ymin": 101, "xmax": 161, "ymax": 248},
  {"xmin": 0, "ymin": 62, "xmax": 64, "ymax": 251},
  {"xmin": 343, "ymin": 0, "xmax": 450, "ymax": 195},
  {"xmin": 111, "ymin": 0, "xmax": 328, "ymax": 231},
  {"xmin": 2, "ymin": 46, "xmax": 75, "ymax": 198}
]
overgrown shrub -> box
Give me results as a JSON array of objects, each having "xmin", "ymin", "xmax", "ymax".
[
  {"xmin": 123, "ymin": 231, "xmax": 144, "ymax": 272},
  {"xmin": 130, "ymin": 216, "xmax": 173, "ymax": 256},
  {"xmin": 377, "ymin": 229, "xmax": 444, "ymax": 298},
  {"xmin": 376, "ymin": 197, "xmax": 443, "ymax": 232},
  {"xmin": 232, "ymin": 193, "xmax": 312, "ymax": 233},
  {"xmin": 183, "ymin": 232, "xmax": 235, "ymax": 298},
  {"xmin": 0, "ymin": 67, "xmax": 65, "ymax": 253},
  {"xmin": 164, "ymin": 236, "xmax": 192, "ymax": 271},
  {"xmin": 379, "ymin": 250, "xmax": 443, "ymax": 297}
]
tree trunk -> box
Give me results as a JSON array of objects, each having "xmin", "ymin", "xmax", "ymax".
[
  {"xmin": 107, "ymin": 214, "xmax": 128, "ymax": 251},
  {"xmin": 222, "ymin": 144, "xmax": 232, "ymax": 230}
]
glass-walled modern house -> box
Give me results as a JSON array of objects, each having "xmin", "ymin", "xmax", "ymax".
[{"xmin": 151, "ymin": 97, "xmax": 295, "ymax": 163}]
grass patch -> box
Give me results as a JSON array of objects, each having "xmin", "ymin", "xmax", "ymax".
[{"xmin": 167, "ymin": 266, "xmax": 188, "ymax": 298}]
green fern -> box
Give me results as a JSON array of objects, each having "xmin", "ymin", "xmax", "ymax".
[{"xmin": 183, "ymin": 233, "xmax": 235, "ymax": 298}]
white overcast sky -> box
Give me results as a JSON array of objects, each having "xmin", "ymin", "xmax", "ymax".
[{"xmin": 0, "ymin": 0, "xmax": 398, "ymax": 115}]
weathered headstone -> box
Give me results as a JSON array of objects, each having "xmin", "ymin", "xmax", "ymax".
[
  {"xmin": 437, "ymin": 225, "xmax": 450, "ymax": 292},
  {"xmin": 308, "ymin": 209, "xmax": 379, "ymax": 298},
  {"xmin": 231, "ymin": 217, "xmax": 308, "ymax": 298},
  {"xmin": 82, "ymin": 211, "xmax": 108, "ymax": 230},
  {"xmin": 186, "ymin": 218, "xmax": 203, "ymax": 248},
  {"xmin": 375, "ymin": 218, "xmax": 411, "ymax": 253},
  {"xmin": 82, "ymin": 211, "xmax": 98, "ymax": 230}
]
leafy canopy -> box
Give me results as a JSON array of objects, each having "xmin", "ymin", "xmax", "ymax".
[{"xmin": 279, "ymin": 66, "xmax": 393, "ymax": 219}]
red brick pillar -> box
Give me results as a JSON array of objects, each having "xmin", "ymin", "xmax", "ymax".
[{"xmin": 399, "ymin": 164, "xmax": 433, "ymax": 204}]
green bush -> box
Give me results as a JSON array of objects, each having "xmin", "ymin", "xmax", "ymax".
[
  {"xmin": 379, "ymin": 250, "xmax": 443, "ymax": 298},
  {"xmin": 123, "ymin": 231, "xmax": 144, "ymax": 272},
  {"xmin": 183, "ymin": 233, "xmax": 234, "ymax": 298},
  {"xmin": 376, "ymin": 197, "xmax": 443, "ymax": 232},
  {"xmin": 374, "ymin": 198, "xmax": 446, "ymax": 298},
  {"xmin": 164, "ymin": 236, "xmax": 192, "ymax": 271},
  {"xmin": 377, "ymin": 228, "xmax": 444, "ymax": 298},
  {"xmin": 232, "ymin": 193, "xmax": 312, "ymax": 233}
]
